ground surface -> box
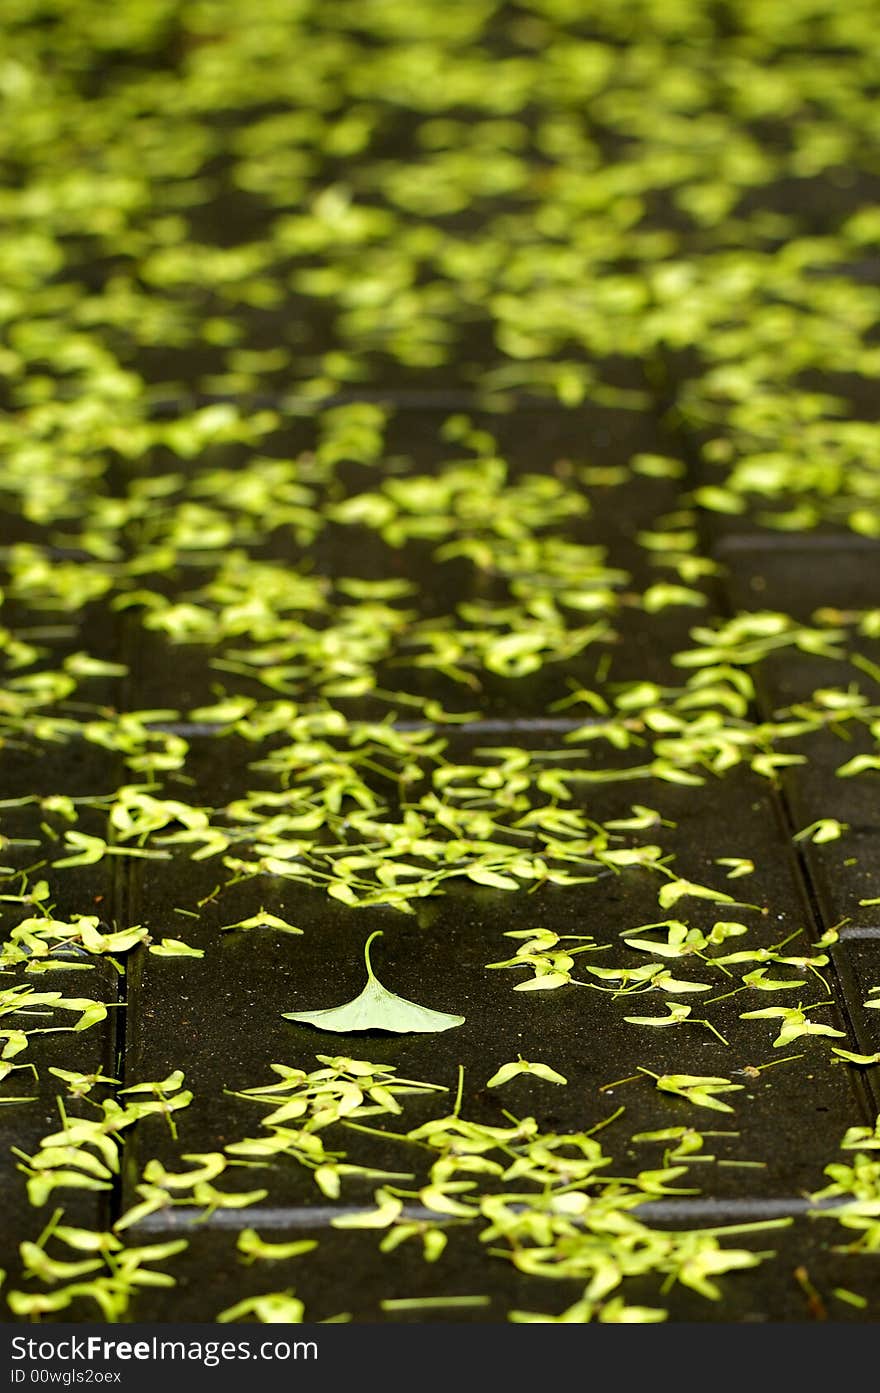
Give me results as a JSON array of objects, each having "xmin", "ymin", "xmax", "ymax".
[{"xmin": 3, "ymin": 0, "xmax": 880, "ymax": 1324}]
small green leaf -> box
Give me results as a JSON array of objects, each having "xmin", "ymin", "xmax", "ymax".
[
  {"xmin": 466, "ymin": 866, "xmax": 520, "ymax": 890},
  {"xmin": 217, "ymin": 1292, "xmax": 306, "ymax": 1323},
  {"xmin": 837, "ymin": 755, "xmax": 880, "ymax": 778},
  {"xmin": 625, "ymin": 1004, "xmax": 692, "ymax": 1027},
  {"xmin": 148, "ymin": 938, "xmax": 204, "ymax": 957},
  {"xmin": 486, "ymin": 1058, "xmax": 568, "ymax": 1088},
  {"xmin": 793, "ymin": 819, "xmax": 848, "ymax": 844},
  {"xmin": 651, "ymin": 1073, "xmax": 744, "ymax": 1113},
  {"xmin": 742, "ymin": 968, "xmax": 807, "ymax": 992},
  {"xmin": 221, "ymin": 910, "xmax": 303, "ymax": 934},
  {"xmin": 331, "ymin": 1188, "xmax": 403, "ymax": 1228},
  {"xmin": 658, "ymin": 878, "xmax": 736, "ymax": 910},
  {"xmin": 831, "ymin": 1048, "xmax": 880, "ymax": 1066},
  {"xmin": 236, "ymin": 1230, "xmax": 318, "ymax": 1262}
]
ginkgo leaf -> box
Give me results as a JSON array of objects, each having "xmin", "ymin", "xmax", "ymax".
[{"xmin": 283, "ymin": 932, "xmax": 464, "ymax": 1034}]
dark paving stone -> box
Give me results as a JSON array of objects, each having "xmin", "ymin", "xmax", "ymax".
[
  {"xmin": 118, "ymin": 402, "xmax": 714, "ymax": 719},
  {"xmin": 118, "ymin": 1210, "xmax": 880, "ymax": 1324},
  {"xmin": 722, "ymin": 546, "xmax": 880, "ymax": 935},
  {"xmin": 0, "ymin": 737, "xmax": 124, "ymax": 924},
  {"xmin": 736, "ymin": 169, "xmax": 880, "ymax": 238},
  {"xmin": 721, "ymin": 541, "xmax": 880, "ymax": 626},
  {"xmin": 828, "ymin": 940, "xmax": 880, "ymax": 1108},
  {"xmin": 793, "ymin": 831, "xmax": 880, "ymax": 941},
  {"xmin": 707, "ymin": 516, "xmax": 880, "ymax": 556},
  {"xmin": 131, "ymin": 401, "xmax": 685, "ymax": 568},
  {"xmin": 0, "ymin": 962, "xmax": 120, "ymax": 1262},
  {"xmin": 0, "ymin": 590, "xmax": 128, "ymax": 724},
  {"xmin": 666, "ymin": 396, "xmax": 880, "ymax": 556},
  {"xmin": 122, "ymin": 607, "xmax": 706, "ymax": 724},
  {"xmin": 118, "ymin": 745, "xmax": 866, "ymax": 1222},
  {"xmin": 0, "ymin": 735, "xmax": 125, "ymax": 1270}
]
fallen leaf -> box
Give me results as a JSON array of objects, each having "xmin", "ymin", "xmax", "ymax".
[
  {"xmin": 283, "ymin": 932, "xmax": 464, "ymax": 1034},
  {"xmin": 221, "ymin": 910, "xmax": 302, "ymax": 935}
]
